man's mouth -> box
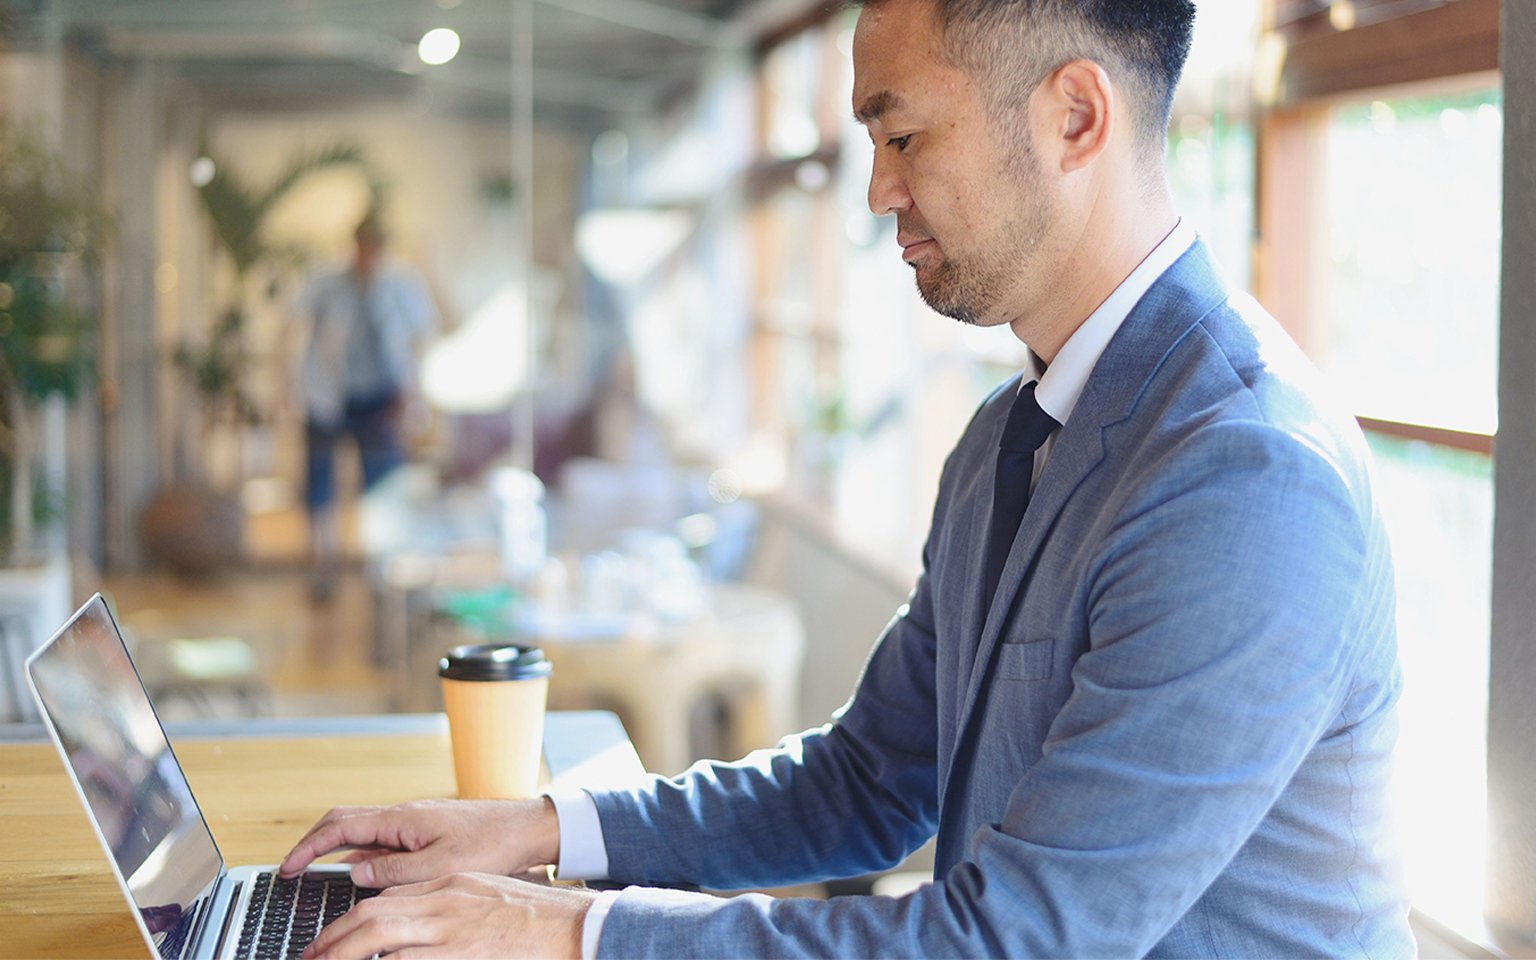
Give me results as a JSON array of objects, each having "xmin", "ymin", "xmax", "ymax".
[{"xmin": 900, "ymin": 237, "xmax": 935, "ymax": 263}]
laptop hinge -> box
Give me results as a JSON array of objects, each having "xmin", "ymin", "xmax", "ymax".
[
  {"xmin": 209, "ymin": 879, "xmax": 244, "ymax": 959},
  {"xmin": 187, "ymin": 872, "xmax": 234, "ymax": 960}
]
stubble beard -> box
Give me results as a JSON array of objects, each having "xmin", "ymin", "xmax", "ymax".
[
  {"xmin": 913, "ymin": 245, "xmax": 1012, "ymax": 326},
  {"xmin": 911, "ymin": 136, "xmax": 1050, "ymax": 328}
]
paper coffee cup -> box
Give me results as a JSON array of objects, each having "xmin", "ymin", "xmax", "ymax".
[{"xmin": 439, "ymin": 644, "xmax": 551, "ymax": 799}]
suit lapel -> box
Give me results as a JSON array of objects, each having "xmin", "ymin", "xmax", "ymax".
[
  {"xmin": 941, "ymin": 241, "xmax": 1232, "ymax": 810},
  {"xmin": 956, "ymin": 408, "xmax": 1107, "ymax": 720},
  {"xmin": 952, "ymin": 379, "xmax": 1021, "ymax": 677}
]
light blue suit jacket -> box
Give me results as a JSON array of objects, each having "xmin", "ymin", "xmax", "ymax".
[{"xmin": 589, "ymin": 243, "xmax": 1414, "ymax": 957}]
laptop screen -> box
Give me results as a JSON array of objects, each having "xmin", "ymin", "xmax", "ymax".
[{"xmin": 27, "ymin": 595, "xmax": 224, "ymax": 959}]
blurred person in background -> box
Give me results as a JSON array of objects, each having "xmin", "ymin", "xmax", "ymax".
[{"xmin": 297, "ymin": 214, "xmax": 435, "ymax": 602}]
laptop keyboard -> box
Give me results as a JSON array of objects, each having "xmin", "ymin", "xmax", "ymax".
[{"xmin": 234, "ymin": 871, "xmax": 378, "ymax": 959}]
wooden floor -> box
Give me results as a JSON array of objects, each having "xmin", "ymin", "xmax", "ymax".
[
  {"xmin": 80, "ymin": 488, "xmax": 409, "ymax": 723},
  {"xmin": 99, "ymin": 562, "xmax": 396, "ymax": 722}
]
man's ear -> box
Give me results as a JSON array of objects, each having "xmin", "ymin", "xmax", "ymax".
[{"xmin": 1037, "ymin": 59, "xmax": 1115, "ymax": 173}]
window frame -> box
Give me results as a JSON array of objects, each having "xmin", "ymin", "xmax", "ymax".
[{"xmin": 1488, "ymin": 3, "xmax": 1536, "ymax": 952}]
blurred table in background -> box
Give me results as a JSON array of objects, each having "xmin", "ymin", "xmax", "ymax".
[
  {"xmin": 513, "ymin": 583, "xmax": 804, "ymax": 776},
  {"xmin": 365, "ymin": 460, "xmax": 799, "ymax": 775},
  {"xmin": 375, "ymin": 557, "xmax": 804, "ymax": 775}
]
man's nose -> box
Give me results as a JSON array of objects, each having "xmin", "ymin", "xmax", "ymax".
[{"xmin": 867, "ymin": 151, "xmax": 911, "ymax": 216}]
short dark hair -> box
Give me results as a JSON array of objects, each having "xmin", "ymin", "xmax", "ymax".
[{"xmin": 863, "ymin": 0, "xmax": 1196, "ymax": 161}]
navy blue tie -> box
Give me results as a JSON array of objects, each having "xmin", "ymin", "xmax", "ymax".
[{"xmin": 983, "ymin": 381, "xmax": 1059, "ymax": 604}]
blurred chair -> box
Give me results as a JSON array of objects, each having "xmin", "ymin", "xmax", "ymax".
[{"xmin": 539, "ymin": 587, "xmax": 804, "ymax": 775}]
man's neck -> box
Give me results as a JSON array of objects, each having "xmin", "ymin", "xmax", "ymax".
[{"xmin": 1015, "ymin": 194, "xmax": 1179, "ymax": 364}]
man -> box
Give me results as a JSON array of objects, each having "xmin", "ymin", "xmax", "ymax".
[
  {"xmin": 297, "ymin": 214, "xmax": 434, "ymax": 601},
  {"xmin": 283, "ymin": 0, "xmax": 1413, "ymax": 955}
]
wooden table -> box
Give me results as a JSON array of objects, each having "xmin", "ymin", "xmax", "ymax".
[{"xmin": 0, "ymin": 711, "xmax": 643, "ymax": 959}]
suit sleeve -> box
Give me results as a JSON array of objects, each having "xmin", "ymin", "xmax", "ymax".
[
  {"xmin": 586, "ymin": 479, "xmax": 956, "ymax": 891},
  {"xmin": 590, "ymin": 420, "xmax": 1390, "ymax": 958}
]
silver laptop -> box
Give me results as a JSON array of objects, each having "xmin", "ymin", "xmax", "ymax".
[{"xmin": 25, "ymin": 593, "xmax": 374, "ymax": 960}]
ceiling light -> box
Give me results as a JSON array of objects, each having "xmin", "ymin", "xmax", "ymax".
[
  {"xmin": 189, "ymin": 156, "xmax": 216, "ymax": 187},
  {"xmin": 1328, "ymin": 1, "xmax": 1356, "ymax": 31},
  {"xmin": 418, "ymin": 27, "xmax": 460, "ymax": 66}
]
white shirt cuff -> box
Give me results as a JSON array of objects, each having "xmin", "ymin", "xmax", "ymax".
[
  {"xmin": 581, "ymin": 889, "xmax": 620, "ymax": 960},
  {"xmin": 545, "ymin": 788, "xmax": 610, "ymax": 881}
]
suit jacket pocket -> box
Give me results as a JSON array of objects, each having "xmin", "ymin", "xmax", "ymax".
[{"xmin": 998, "ymin": 637, "xmax": 1055, "ymax": 682}]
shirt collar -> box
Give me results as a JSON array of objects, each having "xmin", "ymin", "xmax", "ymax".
[{"xmin": 1025, "ymin": 218, "xmax": 1197, "ymax": 424}]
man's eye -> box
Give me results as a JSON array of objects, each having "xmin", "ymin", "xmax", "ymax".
[{"xmin": 888, "ymin": 134, "xmax": 913, "ymax": 152}]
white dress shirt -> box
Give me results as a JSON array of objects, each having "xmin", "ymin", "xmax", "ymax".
[
  {"xmin": 297, "ymin": 260, "xmax": 436, "ymax": 427},
  {"xmin": 549, "ymin": 217, "xmax": 1197, "ymax": 959},
  {"xmin": 1028, "ymin": 217, "xmax": 1196, "ymax": 478}
]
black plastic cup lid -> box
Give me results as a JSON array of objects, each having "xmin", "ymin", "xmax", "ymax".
[{"xmin": 438, "ymin": 644, "xmax": 552, "ymax": 682}]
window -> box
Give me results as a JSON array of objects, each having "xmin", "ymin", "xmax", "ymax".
[
  {"xmin": 1168, "ymin": 0, "xmax": 1259, "ymax": 289},
  {"xmin": 1316, "ymin": 90, "xmax": 1501, "ymax": 435},
  {"xmin": 1257, "ymin": 0, "xmax": 1503, "ymax": 937},
  {"xmin": 1309, "ymin": 93, "xmax": 1501, "ymax": 929}
]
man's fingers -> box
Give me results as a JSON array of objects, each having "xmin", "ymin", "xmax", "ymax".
[
  {"xmin": 290, "ymin": 806, "xmax": 368, "ymax": 851},
  {"xmin": 303, "ymin": 894, "xmax": 413, "ymax": 957},
  {"xmin": 303, "ymin": 897, "xmax": 446, "ymax": 959},
  {"xmin": 350, "ymin": 848, "xmax": 443, "ymax": 888},
  {"xmin": 281, "ymin": 808, "xmax": 398, "ymax": 876},
  {"xmin": 309, "ymin": 916, "xmax": 431, "ymax": 959},
  {"xmin": 375, "ymin": 946, "xmax": 477, "ymax": 960},
  {"xmin": 280, "ymin": 823, "xmax": 357, "ymax": 876},
  {"xmin": 301, "ymin": 873, "xmax": 588, "ymax": 959},
  {"xmin": 280, "ymin": 809, "xmax": 362, "ymax": 874}
]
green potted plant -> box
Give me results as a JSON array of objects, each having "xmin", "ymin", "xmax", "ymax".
[
  {"xmin": 0, "ymin": 122, "xmax": 103, "ymax": 566},
  {"xmin": 139, "ymin": 142, "xmax": 380, "ymax": 575}
]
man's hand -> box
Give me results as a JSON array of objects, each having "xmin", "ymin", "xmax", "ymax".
[
  {"xmin": 279, "ymin": 798, "xmax": 561, "ymax": 888},
  {"xmin": 301, "ymin": 873, "xmax": 594, "ymax": 959}
]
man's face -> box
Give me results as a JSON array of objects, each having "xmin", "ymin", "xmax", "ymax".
[{"xmin": 852, "ymin": 0, "xmax": 1056, "ymax": 328}]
